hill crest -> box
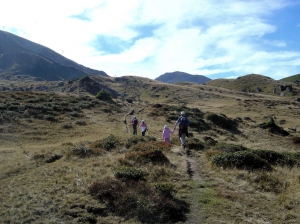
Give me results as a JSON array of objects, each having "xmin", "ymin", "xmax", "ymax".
[
  {"xmin": 0, "ymin": 30, "xmax": 107, "ymax": 81},
  {"xmin": 155, "ymin": 71, "xmax": 211, "ymax": 84}
]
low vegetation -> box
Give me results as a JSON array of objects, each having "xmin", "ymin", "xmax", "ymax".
[{"xmin": 1, "ymin": 76, "xmax": 300, "ymax": 223}]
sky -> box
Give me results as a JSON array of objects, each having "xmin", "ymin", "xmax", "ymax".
[{"xmin": 1, "ymin": 0, "xmax": 300, "ymax": 80}]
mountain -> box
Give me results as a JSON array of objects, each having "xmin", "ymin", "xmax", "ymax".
[
  {"xmin": 0, "ymin": 30, "xmax": 107, "ymax": 81},
  {"xmin": 155, "ymin": 71, "xmax": 211, "ymax": 84}
]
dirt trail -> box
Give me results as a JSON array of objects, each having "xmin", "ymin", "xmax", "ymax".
[{"xmin": 172, "ymin": 146, "xmax": 206, "ymax": 223}]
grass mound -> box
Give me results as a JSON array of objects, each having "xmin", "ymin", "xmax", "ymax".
[
  {"xmin": 90, "ymin": 134, "xmax": 120, "ymax": 151},
  {"xmin": 125, "ymin": 149, "xmax": 170, "ymax": 165},
  {"xmin": 211, "ymin": 151, "xmax": 272, "ymax": 171},
  {"xmin": 88, "ymin": 179, "xmax": 189, "ymax": 223},
  {"xmin": 205, "ymin": 112, "xmax": 238, "ymax": 130},
  {"xmin": 113, "ymin": 166, "xmax": 145, "ymax": 181},
  {"xmin": 186, "ymin": 138, "xmax": 205, "ymax": 150},
  {"xmin": 125, "ymin": 135, "xmax": 156, "ymax": 148}
]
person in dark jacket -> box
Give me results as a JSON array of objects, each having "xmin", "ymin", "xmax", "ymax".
[{"xmin": 174, "ymin": 111, "xmax": 190, "ymax": 148}]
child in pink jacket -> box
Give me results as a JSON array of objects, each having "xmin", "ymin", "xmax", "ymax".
[{"xmin": 162, "ymin": 125, "xmax": 175, "ymax": 143}]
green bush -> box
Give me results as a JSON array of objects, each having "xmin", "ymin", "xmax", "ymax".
[
  {"xmin": 213, "ymin": 142, "xmax": 248, "ymax": 153},
  {"xmin": 114, "ymin": 167, "xmax": 145, "ymax": 181},
  {"xmin": 95, "ymin": 89, "xmax": 112, "ymax": 101},
  {"xmin": 90, "ymin": 135, "xmax": 120, "ymax": 151},
  {"xmin": 250, "ymin": 149, "xmax": 294, "ymax": 166},
  {"xmin": 186, "ymin": 138, "xmax": 205, "ymax": 150},
  {"xmin": 211, "ymin": 151, "xmax": 271, "ymax": 171}
]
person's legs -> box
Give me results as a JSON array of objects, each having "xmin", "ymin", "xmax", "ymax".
[
  {"xmin": 133, "ymin": 126, "xmax": 137, "ymax": 135},
  {"xmin": 142, "ymin": 131, "xmax": 145, "ymax": 136},
  {"xmin": 180, "ymin": 133, "xmax": 186, "ymax": 148},
  {"xmin": 164, "ymin": 138, "xmax": 170, "ymax": 143}
]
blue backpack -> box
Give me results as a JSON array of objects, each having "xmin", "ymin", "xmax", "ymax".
[{"xmin": 179, "ymin": 116, "xmax": 189, "ymax": 129}]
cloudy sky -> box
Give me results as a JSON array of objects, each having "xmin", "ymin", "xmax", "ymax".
[{"xmin": 1, "ymin": 0, "xmax": 300, "ymax": 80}]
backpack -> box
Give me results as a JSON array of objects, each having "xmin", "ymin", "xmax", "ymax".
[
  {"xmin": 178, "ymin": 116, "xmax": 189, "ymax": 129},
  {"xmin": 132, "ymin": 118, "xmax": 138, "ymax": 125}
]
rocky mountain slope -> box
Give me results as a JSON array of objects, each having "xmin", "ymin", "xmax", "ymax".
[{"xmin": 0, "ymin": 30, "xmax": 107, "ymax": 81}]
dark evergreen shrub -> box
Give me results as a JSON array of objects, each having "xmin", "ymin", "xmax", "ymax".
[
  {"xmin": 95, "ymin": 89, "xmax": 112, "ymax": 101},
  {"xmin": 211, "ymin": 151, "xmax": 271, "ymax": 170}
]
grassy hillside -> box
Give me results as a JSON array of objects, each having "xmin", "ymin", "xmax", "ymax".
[
  {"xmin": 1, "ymin": 76, "xmax": 300, "ymax": 223},
  {"xmin": 206, "ymin": 74, "xmax": 300, "ymax": 98},
  {"xmin": 280, "ymin": 74, "xmax": 300, "ymax": 83}
]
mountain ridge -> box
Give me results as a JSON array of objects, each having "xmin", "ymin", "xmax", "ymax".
[
  {"xmin": 155, "ymin": 71, "xmax": 211, "ymax": 84},
  {"xmin": 0, "ymin": 30, "xmax": 107, "ymax": 81}
]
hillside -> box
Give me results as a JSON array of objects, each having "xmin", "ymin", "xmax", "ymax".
[
  {"xmin": 155, "ymin": 71, "xmax": 211, "ymax": 84},
  {"xmin": 0, "ymin": 30, "xmax": 107, "ymax": 81},
  {"xmin": 206, "ymin": 73, "xmax": 300, "ymax": 98},
  {"xmin": 1, "ymin": 77, "xmax": 300, "ymax": 223},
  {"xmin": 280, "ymin": 73, "xmax": 300, "ymax": 83}
]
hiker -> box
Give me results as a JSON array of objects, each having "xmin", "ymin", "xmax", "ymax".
[
  {"xmin": 131, "ymin": 116, "xmax": 138, "ymax": 135},
  {"xmin": 140, "ymin": 119, "xmax": 148, "ymax": 136},
  {"xmin": 162, "ymin": 125, "xmax": 175, "ymax": 143},
  {"xmin": 174, "ymin": 111, "xmax": 190, "ymax": 148}
]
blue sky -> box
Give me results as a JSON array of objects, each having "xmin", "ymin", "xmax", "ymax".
[{"xmin": 1, "ymin": 0, "xmax": 300, "ymax": 80}]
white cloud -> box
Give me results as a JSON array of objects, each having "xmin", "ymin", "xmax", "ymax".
[{"xmin": 1, "ymin": 0, "xmax": 299, "ymax": 80}]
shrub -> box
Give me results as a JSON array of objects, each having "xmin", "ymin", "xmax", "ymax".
[
  {"xmin": 125, "ymin": 149, "xmax": 170, "ymax": 165},
  {"xmin": 95, "ymin": 89, "xmax": 112, "ymax": 101},
  {"xmin": 250, "ymin": 172, "xmax": 286, "ymax": 193},
  {"xmin": 90, "ymin": 135, "xmax": 120, "ymax": 151},
  {"xmin": 154, "ymin": 183, "xmax": 177, "ymax": 198},
  {"xmin": 205, "ymin": 112, "xmax": 237, "ymax": 130},
  {"xmin": 113, "ymin": 167, "xmax": 145, "ymax": 181},
  {"xmin": 69, "ymin": 146, "xmax": 92, "ymax": 157},
  {"xmin": 211, "ymin": 151, "xmax": 271, "ymax": 171},
  {"xmin": 125, "ymin": 135, "xmax": 156, "ymax": 148},
  {"xmin": 88, "ymin": 179, "xmax": 189, "ymax": 223},
  {"xmin": 0, "ymin": 104, "xmax": 7, "ymax": 110},
  {"xmin": 44, "ymin": 115, "xmax": 56, "ymax": 121},
  {"xmin": 69, "ymin": 111, "xmax": 80, "ymax": 117},
  {"xmin": 189, "ymin": 117, "xmax": 210, "ymax": 132},
  {"xmin": 61, "ymin": 123, "xmax": 72, "ymax": 129},
  {"xmin": 259, "ymin": 122, "xmax": 289, "ymax": 136},
  {"xmin": 45, "ymin": 154, "xmax": 63, "ymax": 163},
  {"xmin": 292, "ymin": 137, "xmax": 300, "ymax": 145},
  {"xmin": 75, "ymin": 120, "xmax": 87, "ymax": 126},
  {"xmin": 186, "ymin": 138, "xmax": 205, "ymax": 150},
  {"xmin": 213, "ymin": 142, "xmax": 248, "ymax": 153},
  {"xmin": 250, "ymin": 149, "xmax": 295, "ymax": 166}
]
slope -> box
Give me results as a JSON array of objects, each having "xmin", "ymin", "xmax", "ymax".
[{"xmin": 0, "ymin": 30, "xmax": 107, "ymax": 81}]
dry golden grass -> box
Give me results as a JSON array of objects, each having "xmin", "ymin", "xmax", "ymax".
[{"xmin": 1, "ymin": 76, "xmax": 300, "ymax": 223}]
